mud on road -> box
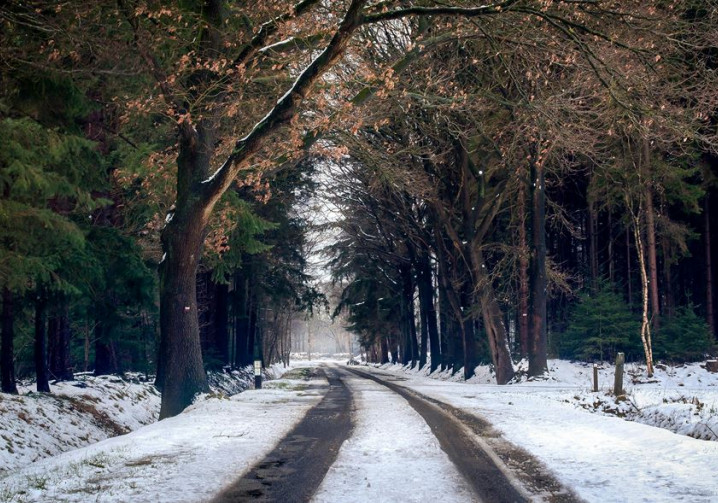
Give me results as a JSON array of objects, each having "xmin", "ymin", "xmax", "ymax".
[
  {"xmin": 213, "ymin": 364, "xmax": 582, "ymax": 503},
  {"xmin": 346, "ymin": 367, "xmax": 584, "ymax": 503},
  {"xmin": 211, "ymin": 367, "xmax": 353, "ymax": 503}
]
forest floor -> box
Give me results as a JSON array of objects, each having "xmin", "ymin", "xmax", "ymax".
[{"xmin": 0, "ymin": 358, "xmax": 717, "ymax": 502}]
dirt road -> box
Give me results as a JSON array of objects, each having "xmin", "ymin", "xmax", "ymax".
[{"xmin": 213, "ymin": 365, "xmax": 581, "ymax": 503}]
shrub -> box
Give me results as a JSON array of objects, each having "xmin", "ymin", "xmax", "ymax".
[
  {"xmin": 654, "ymin": 305, "xmax": 714, "ymax": 362},
  {"xmin": 558, "ymin": 284, "xmax": 642, "ymax": 361}
]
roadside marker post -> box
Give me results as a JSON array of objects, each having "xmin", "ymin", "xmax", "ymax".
[
  {"xmin": 254, "ymin": 360, "xmax": 263, "ymax": 389},
  {"xmin": 614, "ymin": 352, "xmax": 625, "ymax": 397},
  {"xmin": 593, "ymin": 364, "xmax": 599, "ymax": 392}
]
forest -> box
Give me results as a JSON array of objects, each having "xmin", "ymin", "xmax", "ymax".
[{"xmin": 0, "ymin": 0, "xmax": 716, "ymax": 419}]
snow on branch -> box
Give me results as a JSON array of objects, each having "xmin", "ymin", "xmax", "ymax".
[
  {"xmin": 200, "ymin": 0, "xmax": 369, "ymax": 203},
  {"xmin": 361, "ymin": 0, "xmax": 518, "ymax": 24}
]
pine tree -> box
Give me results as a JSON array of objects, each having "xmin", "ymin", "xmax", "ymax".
[{"xmin": 559, "ymin": 283, "xmax": 643, "ymax": 362}]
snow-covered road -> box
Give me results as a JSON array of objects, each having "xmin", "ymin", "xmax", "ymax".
[
  {"xmin": 2, "ymin": 360, "xmax": 717, "ymax": 502},
  {"xmin": 373, "ymin": 364, "xmax": 718, "ymax": 503},
  {"xmin": 312, "ymin": 369, "xmax": 476, "ymax": 503}
]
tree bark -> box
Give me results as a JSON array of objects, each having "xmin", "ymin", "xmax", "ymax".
[
  {"xmin": 215, "ymin": 281, "xmax": 230, "ymax": 366},
  {"xmin": 380, "ymin": 336, "xmax": 389, "ymax": 364},
  {"xmin": 608, "ymin": 212, "xmax": 614, "ymax": 283},
  {"xmin": 1, "ymin": 288, "xmax": 18, "ymax": 394},
  {"xmin": 626, "ymin": 227, "xmax": 633, "ymax": 307},
  {"xmin": 399, "ymin": 263, "xmax": 417, "ymax": 366},
  {"xmin": 588, "ymin": 197, "xmax": 599, "ymax": 286},
  {"xmin": 642, "ymin": 140, "xmax": 660, "ymax": 332},
  {"xmin": 629, "ymin": 199, "xmax": 654, "ymax": 377},
  {"xmin": 233, "ymin": 273, "xmax": 252, "ymax": 367},
  {"xmin": 474, "ymin": 251, "xmax": 514, "ymax": 384},
  {"xmin": 157, "ymin": 201, "xmax": 211, "ymax": 418},
  {"xmin": 48, "ymin": 304, "xmax": 73, "ymax": 381},
  {"xmin": 34, "ymin": 293, "xmax": 51, "ymax": 393},
  {"xmin": 94, "ymin": 320, "xmax": 119, "ymax": 376},
  {"xmin": 417, "ymin": 253, "xmax": 440, "ymax": 372},
  {"xmin": 662, "ymin": 235, "xmax": 675, "ymax": 319},
  {"xmin": 517, "ymin": 177, "xmax": 530, "ymax": 358},
  {"xmin": 706, "ymin": 195, "xmax": 715, "ymax": 339},
  {"xmin": 529, "ymin": 158, "xmax": 548, "ymax": 377}
]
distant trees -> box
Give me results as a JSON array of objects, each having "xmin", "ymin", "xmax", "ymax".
[{"xmin": 328, "ymin": 1, "xmax": 718, "ymax": 380}]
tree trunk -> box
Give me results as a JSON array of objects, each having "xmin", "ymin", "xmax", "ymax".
[
  {"xmin": 48, "ymin": 304, "xmax": 73, "ymax": 381},
  {"xmin": 94, "ymin": 320, "xmax": 119, "ymax": 376},
  {"xmin": 249, "ymin": 299, "xmax": 258, "ymax": 365},
  {"xmin": 418, "ymin": 271, "xmax": 429, "ymax": 370},
  {"xmin": 529, "ymin": 159, "xmax": 548, "ymax": 377},
  {"xmin": 461, "ymin": 311, "xmax": 477, "ymax": 380},
  {"xmin": 34, "ymin": 293, "xmax": 51, "ymax": 393},
  {"xmin": 156, "ymin": 203, "xmax": 210, "ymax": 419},
  {"xmin": 215, "ymin": 281, "xmax": 230, "ymax": 366},
  {"xmin": 380, "ymin": 336, "xmax": 389, "ymax": 364},
  {"xmin": 517, "ymin": 178, "xmax": 530, "ymax": 358},
  {"xmin": 1, "ymin": 288, "xmax": 18, "ymax": 394},
  {"xmin": 234, "ymin": 273, "xmax": 252, "ymax": 367},
  {"xmin": 608, "ymin": 212, "xmax": 614, "ymax": 283},
  {"xmin": 417, "ymin": 253, "xmax": 440, "ymax": 372},
  {"xmin": 588, "ymin": 198, "xmax": 599, "ymax": 286},
  {"xmin": 438, "ymin": 285, "xmax": 448, "ymax": 372},
  {"xmin": 662, "ymin": 235, "xmax": 675, "ymax": 319},
  {"xmin": 198, "ymin": 272, "xmax": 229, "ymax": 370},
  {"xmin": 642, "ymin": 140, "xmax": 660, "ymax": 332},
  {"xmin": 435, "ymin": 229, "xmax": 461, "ymax": 372},
  {"xmin": 629, "ymin": 199, "xmax": 654, "ymax": 377},
  {"xmin": 626, "ymin": 227, "xmax": 633, "ymax": 307},
  {"xmin": 474, "ymin": 254, "xmax": 514, "ymax": 384},
  {"xmin": 399, "ymin": 263, "xmax": 417, "ymax": 366},
  {"xmin": 706, "ymin": 195, "xmax": 715, "ymax": 339}
]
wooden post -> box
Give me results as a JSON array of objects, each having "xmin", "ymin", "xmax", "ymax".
[
  {"xmin": 593, "ymin": 364, "xmax": 599, "ymax": 392},
  {"xmin": 254, "ymin": 359, "xmax": 262, "ymax": 389},
  {"xmin": 706, "ymin": 360, "xmax": 718, "ymax": 373},
  {"xmin": 614, "ymin": 352, "xmax": 625, "ymax": 396}
]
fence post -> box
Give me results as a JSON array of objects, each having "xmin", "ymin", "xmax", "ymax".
[
  {"xmin": 593, "ymin": 364, "xmax": 599, "ymax": 392},
  {"xmin": 614, "ymin": 352, "xmax": 625, "ymax": 396}
]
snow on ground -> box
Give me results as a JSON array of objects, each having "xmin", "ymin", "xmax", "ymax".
[
  {"xmin": 0, "ymin": 363, "xmax": 322, "ymax": 503},
  {"xmin": 0, "ymin": 367, "xmax": 261, "ymax": 476},
  {"xmin": 2, "ymin": 358, "xmax": 718, "ymax": 503},
  {"xmin": 312, "ymin": 371, "xmax": 475, "ymax": 503},
  {"xmin": 0, "ymin": 374, "xmax": 161, "ymax": 475},
  {"xmin": 371, "ymin": 359, "xmax": 718, "ymax": 503}
]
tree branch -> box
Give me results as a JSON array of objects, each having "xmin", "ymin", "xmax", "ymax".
[
  {"xmin": 201, "ymin": 0, "xmax": 369, "ymax": 206},
  {"xmin": 118, "ymin": 0, "xmax": 181, "ymax": 112},
  {"xmin": 232, "ymin": 0, "xmax": 322, "ymax": 69},
  {"xmin": 361, "ymin": 0, "xmax": 519, "ymax": 24}
]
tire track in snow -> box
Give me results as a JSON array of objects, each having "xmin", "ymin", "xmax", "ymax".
[
  {"xmin": 211, "ymin": 366, "xmax": 353, "ymax": 503},
  {"xmin": 312, "ymin": 366, "xmax": 478, "ymax": 503},
  {"xmin": 348, "ymin": 367, "xmax": 584, "ymax": 503}
]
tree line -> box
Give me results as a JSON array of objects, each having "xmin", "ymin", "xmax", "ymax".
[
  {"xmin": 327, "ymin": 1, "xmax": 718, "ymax": 380},
  {"xmin": 1, "ymin": 0, "xmax": 716, "ymax": 418}
]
